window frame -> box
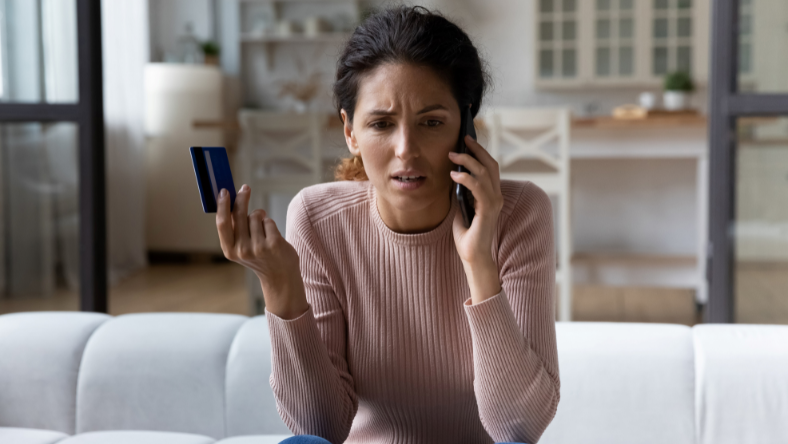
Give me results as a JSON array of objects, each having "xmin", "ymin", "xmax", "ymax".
[
  {"xmin": 0, "ymin": 0, "xmax": 106, "ymax": 313},
  {"xmin": 707, "ymin": 0, "xmax": 788, "ymax": 322}
]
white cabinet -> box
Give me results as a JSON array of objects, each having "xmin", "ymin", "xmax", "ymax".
[
  {"xmin": 534, "ymin": 0, "xmax": 710, "ymax": 89},
  {"xmin": 144, "ymin": 64, "xmax": 225, "ymax": 253}
]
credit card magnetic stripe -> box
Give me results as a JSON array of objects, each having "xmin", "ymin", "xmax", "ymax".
[{"xmin": 204, "ymin": 149, "xmax": 220, "ymax": 203}]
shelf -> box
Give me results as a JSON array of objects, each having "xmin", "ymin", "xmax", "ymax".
[
  {"xmin": 240, "ymin": 0, "xmax": 356, "ymax": 3},
  {"xmin": 573, "ymin": 113, "xmax": 707, "ymax": 129},
  {"xmin": 241, "ymin": 32, "xmax": 352, "ymax": 43},
  {"xmin": 572, "ymin": 253, "xmax": 697, "ymax": 267}
]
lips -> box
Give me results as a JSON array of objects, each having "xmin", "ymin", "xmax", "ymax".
[{"xmin": 391, "ymin": 169, "xmax": 427, "ymax": 179}]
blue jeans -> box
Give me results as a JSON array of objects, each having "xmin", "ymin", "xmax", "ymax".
[{"xmin": 279, "ymin": 436, "xmax": 527, "ymax": 444}]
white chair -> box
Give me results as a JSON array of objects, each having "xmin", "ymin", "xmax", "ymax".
[
  {"xmin": 237, "ymin": 110, "xmax": 328, "ymax": 315},
  {"xmin": 484, "ymin": 107, "xmax": 573, "ymax": 321}
]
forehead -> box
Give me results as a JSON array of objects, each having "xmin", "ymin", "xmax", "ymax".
[{"xmin": 355, "ymin": 63, "xmax": 456, "ymax": 112}]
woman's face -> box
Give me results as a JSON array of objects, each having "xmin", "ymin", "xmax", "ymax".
[{"xmin": 341, "ymin": 63, "xmax": 461, "ymax": 230}]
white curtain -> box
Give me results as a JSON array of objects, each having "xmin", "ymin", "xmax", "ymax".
[{"xmin": 101, "ymin": 0, "xmax": 149, "ymax": 284}]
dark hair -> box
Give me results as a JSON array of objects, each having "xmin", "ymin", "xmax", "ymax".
[{"xmin": 332, "ymin": 6, "xmax": 489, "ymax": 181}]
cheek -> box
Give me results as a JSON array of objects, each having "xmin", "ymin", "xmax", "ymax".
[
  {"xmin": 355, "ymin": 132, "xmax": 391, "ymax": 174},
  {"xmin": 427, "ymin": 130, "xmax": 458, "ymax": 171}
]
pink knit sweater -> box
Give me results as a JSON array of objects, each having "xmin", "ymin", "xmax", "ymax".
[{"xmin": 266, "ymin": 179, "xmax": 560, "ymax": 444}]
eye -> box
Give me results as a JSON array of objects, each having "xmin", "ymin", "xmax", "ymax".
[
  {"xmin": 424, "ymin": 119, "xmax": 443, "ymax": 127},
  {"xmin": 370, "ymin": 121, "xmax": 391, "ymax": 130}
]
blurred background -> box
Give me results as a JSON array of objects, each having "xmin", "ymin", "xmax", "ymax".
[{"xmin": 0, "ymin": 0, "xmax": 785, "ymax": 325}]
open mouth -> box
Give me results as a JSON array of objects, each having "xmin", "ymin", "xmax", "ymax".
[{"xmin": 393, "ymin": 176, "xmax": 425, "ymax": 182}]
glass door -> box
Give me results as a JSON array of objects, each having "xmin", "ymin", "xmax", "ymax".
[
  {"xmin": 735, "ymin": 117, "xmax": 788, "ymax": 323},
  {"xmin": 0, "ymin": 0, "xmax": 106, "ymax": 313},
  {"xmin": 707, "ymin": 0, "xmax": 788, "ymax": 322}
]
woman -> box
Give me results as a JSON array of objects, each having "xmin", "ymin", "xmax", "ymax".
[{"xmin": 215, "ymin": 6, "xmax": 559, "ymax": 444}]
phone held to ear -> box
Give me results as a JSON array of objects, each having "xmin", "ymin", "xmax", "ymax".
[
  {"xmin": 455, "ymin": 105, "xmax": 477, "ymax": 228},
  {"xmin": 189, "ymin": 147, "xmax": 236, "ymax": 213}
]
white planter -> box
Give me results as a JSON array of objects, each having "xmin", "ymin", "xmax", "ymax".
[{"xmin": 663, "ymin": 91, "xmax": 690, "ymax": 110}]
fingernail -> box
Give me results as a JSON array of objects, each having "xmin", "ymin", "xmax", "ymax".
[
  {"xmin": 220, "ymin": 189, "xmax": 227, "ymax": 198},
  {"xmin": 448, "ymin": 152, "xmax": 456, "ymax": 156}
]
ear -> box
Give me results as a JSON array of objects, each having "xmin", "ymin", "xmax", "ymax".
[{"xmin": 341, "ymin": 109, "xmax": 360, "ymax": 157}]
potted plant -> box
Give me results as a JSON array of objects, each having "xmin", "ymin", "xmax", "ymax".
[
  {"xmin": 201, "ymin": 41, "xmax": 220, "ymax": 66},
  {"xmin": 663, "ymin": 71, "xmax": 695, "ymax": 111}
]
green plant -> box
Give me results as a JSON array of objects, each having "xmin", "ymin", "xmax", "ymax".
[
  {"xmin": 663, "ymin": 71, "xmax": 695, "ymax": 92},
  {"xmin": 201, "ymin": 41, "xmax": 220, "ymax": 56}
]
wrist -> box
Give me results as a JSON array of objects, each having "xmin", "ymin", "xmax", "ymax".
[
  {"xmin": 463, "ymin": 259, "xmax": 502, "ymax": 305},
  {"xmin": 258, "ymin": 275, "xmax": 309, "ymax": 320}
]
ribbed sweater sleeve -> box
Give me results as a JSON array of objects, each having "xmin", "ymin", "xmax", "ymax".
[
  {"xmin": 463, "ymin": 181, "xmax": 561, "ymax": 444},
  {"xmin": 266, "ymin": 191, "xmax": 358, "ymax": 444}
]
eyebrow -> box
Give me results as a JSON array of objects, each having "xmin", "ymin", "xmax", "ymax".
[{"xmin": 367, "ymin": 104, "xmax": 449, "ymax": 116}]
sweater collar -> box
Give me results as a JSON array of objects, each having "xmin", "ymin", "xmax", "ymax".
[{"xmin": 367, "ymin": 181, "xmax": 458, "ymax": 246}]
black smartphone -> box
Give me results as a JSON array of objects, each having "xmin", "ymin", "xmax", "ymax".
[{"xmin": 455, "ymin": 105, "xmax": 477, "ymax": 228}]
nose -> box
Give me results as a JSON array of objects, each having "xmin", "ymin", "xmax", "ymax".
[{"xmin": 394, "ymin": 123, "xmax": 420, "ymax": 161}]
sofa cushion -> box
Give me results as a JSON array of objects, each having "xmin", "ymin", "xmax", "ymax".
[
  {"xmin": 0, "ymin": 426, "xmax": 70, "ymax": 444},
  {"xmin": 540, "ymin": 322, "xmax": 695, "ymax": 444},
  {"xmin": 75, "ymin": 313, "xmax": 246, "ymax": 438},
  {"xmin": 693, "ymin": 324, "xmax": 788, "ymax": 444},
  {"xmin": 225, "ymin": 316, "xmax": 290, "ymax": 436},
  {"xmin": 58, "ymin": 430, "xmax": 215, "ymax": 444},
  {"xmin": 216, "ymin": 435, "xmax": 293, "ymax": 444},
  {"xmin": 0, "ymin": 312, "xmax": 110, "ymax": 434}
]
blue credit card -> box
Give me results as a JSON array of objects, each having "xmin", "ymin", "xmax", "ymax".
[{"xmin": 189, "ymin": 147, "xmax": 236, "ymax": 213}]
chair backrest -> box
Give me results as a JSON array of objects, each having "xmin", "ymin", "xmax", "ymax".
[
  {"xmin": 237, "ymin": 110, "xmax": 327, "ymax": 185},
  {"xmin": 484, "ymin": 107, "xmax": 571, "ymax": 174}
]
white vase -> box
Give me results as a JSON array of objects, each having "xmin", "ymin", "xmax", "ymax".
[
  {"xmin": 663, "ymin": 91, "xmax": 689, "ymax": 111},
  {"xmin": 638, "ymin": 92, "xmax": 657, "ymax": 110},
  {"xmin": 293, "ymin": 100, "xmax": 307, "ymax": 114}
]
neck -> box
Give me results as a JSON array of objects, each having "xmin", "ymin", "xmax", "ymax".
[{"xmin": 375, "ymin": 186, "xmax": 453, "ymax": 234}]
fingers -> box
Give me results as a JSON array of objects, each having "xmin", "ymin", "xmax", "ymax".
[
  {"xmin": 450, "ymin": 170, "xmax": 482, "ymax": 195},
  {"xmin": 249, "ymin": 209, "xmax": 266, "ymax": 253},
  {"xmin": 263, "ymin": 216, "xmax": 282, "ymax": 245},
  {"xmin": 216, "ymin": 188, "xmax": 236, "ymax": 256},
  {"xmin": 449, "ymin": 151, "xmax": 485, "ymax": 177},
  {"xmin": 461, "ymin": 135, "xmax": 501, "ymax": 189},
  {"xmin": 451, "ymin": 169, "xmax": 504, "ymax": 217},
  {"xmin": 464, "ymin": 135, "xmax": 496, "ymax": 164},
  {"xmin": 233, "ymin": 184, "xmax": 251, "ymax": 246}
]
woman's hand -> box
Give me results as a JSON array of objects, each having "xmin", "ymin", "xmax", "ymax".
[
  {"xmin": 216, "ymin": 184, "xmax": 309, "ymax": 319},
  {"xmin": 449, "ymin": 135, "xmax": 504, "ymax": 304}
]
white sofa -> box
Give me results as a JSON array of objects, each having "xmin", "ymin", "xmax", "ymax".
[{"xmin": 0, "ymin": 312, "xmax": 786, "ymax": 444}]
